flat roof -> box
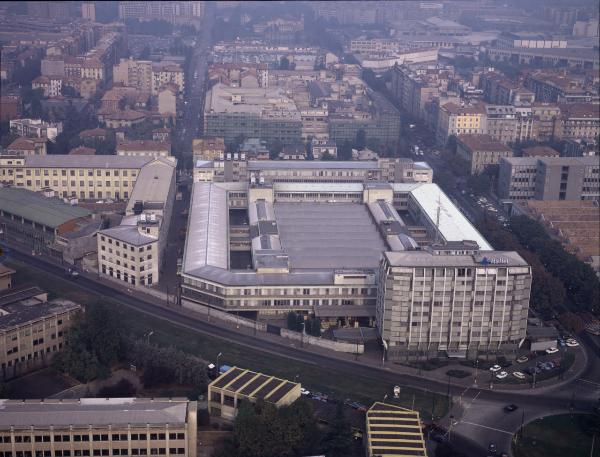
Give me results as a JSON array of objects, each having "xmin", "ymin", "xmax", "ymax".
[
  {"xmin": 0, "ymin": 298, "xmax": 81, "ymax": 332},
  {"xmin": 22, "ymin": 155, "xmax": 154, "ymax": 169},
  {"xmin": 274, "ymin": 203, "xmax": 387, "ymax": 270},
  {"xmin": 0, "ymin": 398, "xmax": 191, "ymax": 428},
  {"xmin": 248, "ymin": 160, "xmax": 380, "ymax": 170},
  {"xmin": 366, "ymin": 402, "xmax": 427, "ymax": 457},
  {"xmin": 0, "ymin": 187, "xmax": 91, "ymax": 229},
  {"xmin": 385, "ymin": 250, "xmax": 528, "ymax": 268},
  {"xmin": 409, "ymin": 183, "xmax": 492, "ymax": 250},
  {"xmin": 209, "ymin": 367, "xmax": 299, "ymax": 405}
]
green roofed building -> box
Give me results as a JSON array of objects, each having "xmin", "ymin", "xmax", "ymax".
[{"xmin": 0, "ymin": 187, "xmax": 92, "ymax": 255}]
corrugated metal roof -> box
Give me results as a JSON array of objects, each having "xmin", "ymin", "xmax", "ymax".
[
  {"xmin": 0, "ymin": 187, "xmax": 91, "ymax": 229},
  {"xmin": 23, "ymin": 155, "xmax": 154, "ymax": 169}
]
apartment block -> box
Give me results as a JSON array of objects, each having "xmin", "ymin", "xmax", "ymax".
[
  {"xmin": 499, "ymin": 156, "xmax": 600, "ymax": 201},
  {"xmin": 9, "ymin": 119, "xmax": 63, "ymax": 142},
  {"xmin": 117, "ymin": 140, "xmax": 172, "ymax": 158},
  {"xmin": 483, "ymin": 105, "xmax": 517, "ymax": 144},
  {"xmin": 119, "ymin": 1, "xmax": 204, "ymax": 24},
  {"xmin": 457, "ymin": 134, "xmax": 513, "ymax": 174},
  {"xmin": 0, "ymin": 398, "xmax": 197, "ymax": 457},
  {"xmin": 192, "ymin": 137, "xmax": 226, "ymax": 162},
  {"xmin": 208, "ymin": 367, "xmax": 301, "ymax": 420},
  {"xmin": 556, "ymin": 103, "xmax": 600, "ymax": 141},
  {"xmin": 6, "ymin": 137, "xmax": 47, "ymax": 156},
  {"xmin": 152, "ymin": 63, "xmax": 185, "ymax": 95},
  {"xmin": 376, "ymin": 245, "xmax": 531, "ymax": 358},
  {"xmin": 98, "ymin": 158, "xmax": 176, "ymax": 287},
  {"xmin": 436, "ymin": 102, "xmax": 486, "ymax": 144},
  {"xmin": 531, "ymin": 103, "xmax": 561, "ymax": 141},
  {"xmin": 113, "ymin": 58, "xmax": 153, "ymax": 92},
  {"xmin": 0, "ymin": 286, "xmax": 81, "ymax": 380}
]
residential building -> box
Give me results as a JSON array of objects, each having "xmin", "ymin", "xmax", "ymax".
[
  {"xmin": 69, "ymin": 146, "xmax": 97, "ymax": 155},
  {"xmin": 0, "ymin": 398, "xmax": 197, "ymax": 457},
  {"xmin": 0, "ymin": 264, "xmax": 15, "ymax": 291},
  {"xmin": 6, "ymin": 137, "xmax": 47, "ymax": 156},
  {"xmin": 524, "ymin": 71, "xmax": 599, "ymax": 104},
  {"xmin": 32, "ymin": 75, "xmax": 63, "ymax": 97},
  {"xmin": 0, "ymin": 286, "xmax": 81, "ymax": 380},
  {"xmin": 113, "ymin": 58, "xmax": 153, "ymax": 92},
  {"xmin": 82, "ymin": 2, "xmax": 96, "ymax": 21},
  {"xmin": 279, "ymin": 144, "xmax": 306, "ymax": 160},
  {"xmin": 531, "ymin": 103, "xmax": 561, "ymax": 142},
  {"xmin": 499, "ymin": 156, "xmax": 600, "ymax": 201},
  {"xmin": 9, "ymin": 119, "xmax": 63, "ymax": 142},
  {"xmin": 556, "ymin": 103, "xmax": 600, "ymax": 141},
  {"xmin": 365, "ymin": 403, "xmax": 427, "ymax": 457},
  {"xmin": 514, "ymin": 105, "xmax": 536, "ymax": 143},
  {"xmin": 377, "ymin": 244, "xmax": 531, "ymax": 358},
  {"xmin": 208, "ymin": 367, "xmax": 301, "ymax": 420},
  {"xmin": 158, "ymin": 85, "xmax": 177, "ymax": 116},
  {"xmin": 391, "ymin": 64, "xmax": 449, "ymax": 121},
  {"xmin": 573, "ymin": 19, "xmax": 599, "ymax": 37},
  {"xmin": 192, "ymin": 137, "xmax": 226, "ymax": 162},
  {"xmin": 0, "ymin": 95, "xmax": 22, "ymax": 122},
  {"xmin": 311, "ymin": 139, "xmax": 337, "ymax": 159},
  {"xmin": 483, "ymin": 105, "xmax": 517, "ymax": 144},
  {"xmin": 97, "ymin": 158, "xmax": 176, "ymax": 287},
  {"xmin": 456, "ymin": 134, "xmax": 513, "ymax": 174},
  {"xmin": 79, "ymin": 128, "xmax": 107, "ymax": 142},
  {"xmin": 119, "ymin": 1, "xmax": 204, "ymax": 24},
  {"xmin": 152, "ymin": 63, "xmax": 185, "ymax": 95},
  {"xmin": 522, "ymin": 146, "xmax": 560, "ymax": 158},
  {"xmin": 152, "ymin": 128, "xmax": 171, "ymax": 142},
  {"xmin": 436, "ymin": 102, "xmax": 486, "ymax": 144},
  {"xmin": 117, "ymin": 140, "xmax": 172, "ymax": 158},
  {"xmin": 562, "ymin": 138, "xmax": 599, "ymax": 157},
  {"xmin": 103, "ymin": 109, "xmax": 147, "ymax": 129}
]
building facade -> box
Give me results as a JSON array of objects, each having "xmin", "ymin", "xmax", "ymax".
[{"xmin": 456, "ymin": 134, "xmax": 513, "ymax": 175}]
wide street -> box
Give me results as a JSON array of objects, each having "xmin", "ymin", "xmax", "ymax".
[{"xmin": 9, "ymin": 246, "xmax": 600, "ymax": 456}]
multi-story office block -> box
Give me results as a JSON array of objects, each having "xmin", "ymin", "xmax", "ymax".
[
  {"xmin": 499, "ymin": 156, "xmax": 600, "ymax": 201},
  {"xmin": 0, "ymin": 286, "xmax": 81, "ymax": 380},
  {"xmin": 98, "ymin": 158, "xmax": 176, "ymax": 287},
  {"xmin": 0, "ymin": 398, "xmax": 197, "ymax": 457},
  {"xmin": 376, "ymin": 244, "xmax": 531, "ymax": 358}
]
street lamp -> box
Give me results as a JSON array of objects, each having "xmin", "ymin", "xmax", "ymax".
[
  {"xmin": 216, "ymin": 352, "xmax": 222, "ymax": 374},
  {"xmin": 145, "ymin": 331, "xmax": 154, "ymax": 344}
]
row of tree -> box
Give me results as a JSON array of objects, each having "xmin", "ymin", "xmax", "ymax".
[
  {"xmin": 214, "ymin": 400, "xmax": 355, "ymax": 457},
  {"xmin": 286, "ymin": 312, "xmax": 322, "ymax": 337}
]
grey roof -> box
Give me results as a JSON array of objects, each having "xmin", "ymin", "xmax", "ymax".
[
  {"xmin": 183, "ymin": 182, "xmax": 229, "ymax": 273},
  {"xmin": 274, "ymin": 203, "xmax": 386, "ymax": 270},
  {"xmin": 126, "ymin": 158, "xmax": 176, "ymax": 214},
  {"xmin": 99, "ymin": 224, "xmax": 156, "ymax": 246},
  {"xmin": 0, "ymin": 398, "xmax": 190, "ymax": 428},
  {"xmin": 248, "ymin": 160, "xmax": 380, "ymax": 170},
  {"xmin": 0, "ymin": 187, "xmax": 91, "ymax": 229},
  {"xmin": 385, "ymin": 250, "xmax": 529, "ymax": 267},
  {"xmin": 23, "ymin": 155, "xmax": 153, "ymax": 169},
  {"xmin": 273, "ymin": 182, "xmax": 365, "ymax": 193},
  {"xmin": 0, "ymin": 298, "xmax": 81, "ymax": 332}
]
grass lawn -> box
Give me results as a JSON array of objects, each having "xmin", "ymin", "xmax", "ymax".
[
  {"xmin": 8, "ymin": 260, "xmax": 449, "ymax": 419},
  {"xmin": 513, "ymin": 414, "xmax": 599, "ymax": 457}
]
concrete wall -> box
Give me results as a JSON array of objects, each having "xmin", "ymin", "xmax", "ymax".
[
  {"xmin": 280, "ymin": 328, "xmax": 364, "ymax": 354},
  {"xmin": 182, "ymin": 299, "xmax": 267, "ymax": 331}
]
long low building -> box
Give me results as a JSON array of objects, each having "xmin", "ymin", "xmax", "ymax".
[
  {"xmin": 181, "ymin": 180, "xmax": 527, "ymax": 358},
  {"xmin": 0, "ymin": 398, "xmax": 197, "ymax": 457}
]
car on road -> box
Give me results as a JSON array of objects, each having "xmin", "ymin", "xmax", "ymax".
[
  {"xmin": 300, "ymin": 388, "xmax": 310, "ymax": 396},
  {"xmin": 65, "ymin": 268, "xmax": 79, "ymax": 278},
  {"xmin": 516, "ymin": 355, "xmax": 529, "ymax": 363},
  {"xmin": 488, "ymin": 443, "xmax": 497, "ymax": 454},
  {"xmin": 504, "ymin": 404, "xmax": 518, "ymax": 412},
  {"xmin": 546, "ymin": 347, "xmax": 559, "ymax": 354},
  {"xmin": 496, "ymin": 371, "xmax": 508, "ymax": 379},
  {"xmin": 566, "ymin": 338, "xmax": 579, "ymax": 347},
  {"xmin": 513, "ymin": 371, "xmax": 526, "ymax": 380},
  {"xmin": 489, "ymin": 364, "xmax": 502, "ymax": 372}
]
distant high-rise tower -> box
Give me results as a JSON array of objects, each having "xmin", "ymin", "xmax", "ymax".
[{"xmin": 82, "ymin": 2, "xmax": 96, "ymax": 21}]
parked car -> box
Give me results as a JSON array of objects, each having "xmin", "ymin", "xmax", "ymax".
[
  {"xmin": 496, "ymin": 371, "xmax": 508, "ymax": 379},
  {"xmin": 488, "ymin": 443, "xmax": 497, "ymax": 454},
  {"xmin": 516, "ymin": 356, "xmax": 529, "ymax": 364},
  {"xmin": 489, "ymin": 364, "xmax": 502, "ymax": 372},
  {"xmin": 546, "ymin": 347, "xmax": 559, "ymax": 355},
  {"xmin": 566, "ymin": 339, "xmax": 579, "ymax": 347},
  {"xmin": 513, "ymin": 372, "xmax": 526, "ymax": 380},
  {"xmin": 301, "ymin": 388, "xmax": 311, "ymax": 396},
  {"xmin": 504, "ymin": 404, "xmax": 518, "ymax": 412}
]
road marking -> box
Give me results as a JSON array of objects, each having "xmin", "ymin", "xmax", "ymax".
[
  {"xmin": 576, "ymin": 378, "xmax": 600, "ymax": 387},
  {"xmin": 459, "ymin": 421, "xmax": 513, "ymax": 435}
]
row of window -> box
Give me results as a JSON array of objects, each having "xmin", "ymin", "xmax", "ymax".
[
  {"xmin": 2, "ymin": 433, "xmax": 184, "ymax": 444},
  {"xmin": 0, "ymin": 449, "xmax": 185, "ymax": 457},
  {"xmin": 19, "ymin": 169, "xmax": 137, "ymax": 178}
]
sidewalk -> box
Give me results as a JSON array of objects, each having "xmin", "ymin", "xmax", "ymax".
[{"xmin": 9, "ymin": 243, "xmax": 588, "ymax": 396}]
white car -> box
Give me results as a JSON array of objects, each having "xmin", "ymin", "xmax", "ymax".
[
  {"xmin": 566, "ymin": 339, "xmax": 579, "ymax": 347},
  {"xmin": 300, "ymin": 388, "xmax": 310, "ymax": 396},
  {"xmin": 546, "ymin": 347, "xmax": 559, "ymax": 354},
  {"xmin": 489, "ymin": 364, "xmax": 502, "ymax": 372},
  {"xmin": 513, "ymin": 371, "xmax": 526, "ymax": 380},
  {"xmin": 496, "ymin": 371, "xmax": 508, "ymax": 379}
]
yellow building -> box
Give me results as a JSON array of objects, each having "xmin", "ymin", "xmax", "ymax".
[
  {"xmin": 208, "ymin": 367, "xmax": 301, "ymax": 420},
  {"xmin": 437, "ymin": 102, "xmax": 486, "ymax": 143},
  {"xmin": 365, "ymin": 402, "xmax": 427, "ymax": 457},
  {"xmin": 0, "ymin": 155, "xmax": 164, "ymax": 201},
  {"xmin": 0, "ymin": 398, "xmax": 197, "ymax": 457}
]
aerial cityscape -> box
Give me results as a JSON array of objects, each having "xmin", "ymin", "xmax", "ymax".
[{"xmin": 0, "ymin": 1, "xmax": 599, "ymax": 457}]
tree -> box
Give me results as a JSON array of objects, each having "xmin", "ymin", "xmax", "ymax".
[
  {"xmin": 322, "ymin": 402, "xmax": 353, "ymax": 457},
  {"xmin": 446, "ymin": 134, "xmax": 458, "ymax": 154},
  {"xmin": 279, "ymin": 56, "xmax": 290, "ymax": 70},
  {"xmin": 62, "ymin": 85, "xmax": 79, "ymax": 98},
  {"xmin": 355, "ymin": 129, "xmax": 366, "ymax": 150},
  {"xmin": 338, "ymin": 140, "xmax": 353, "ymax": 160}
]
